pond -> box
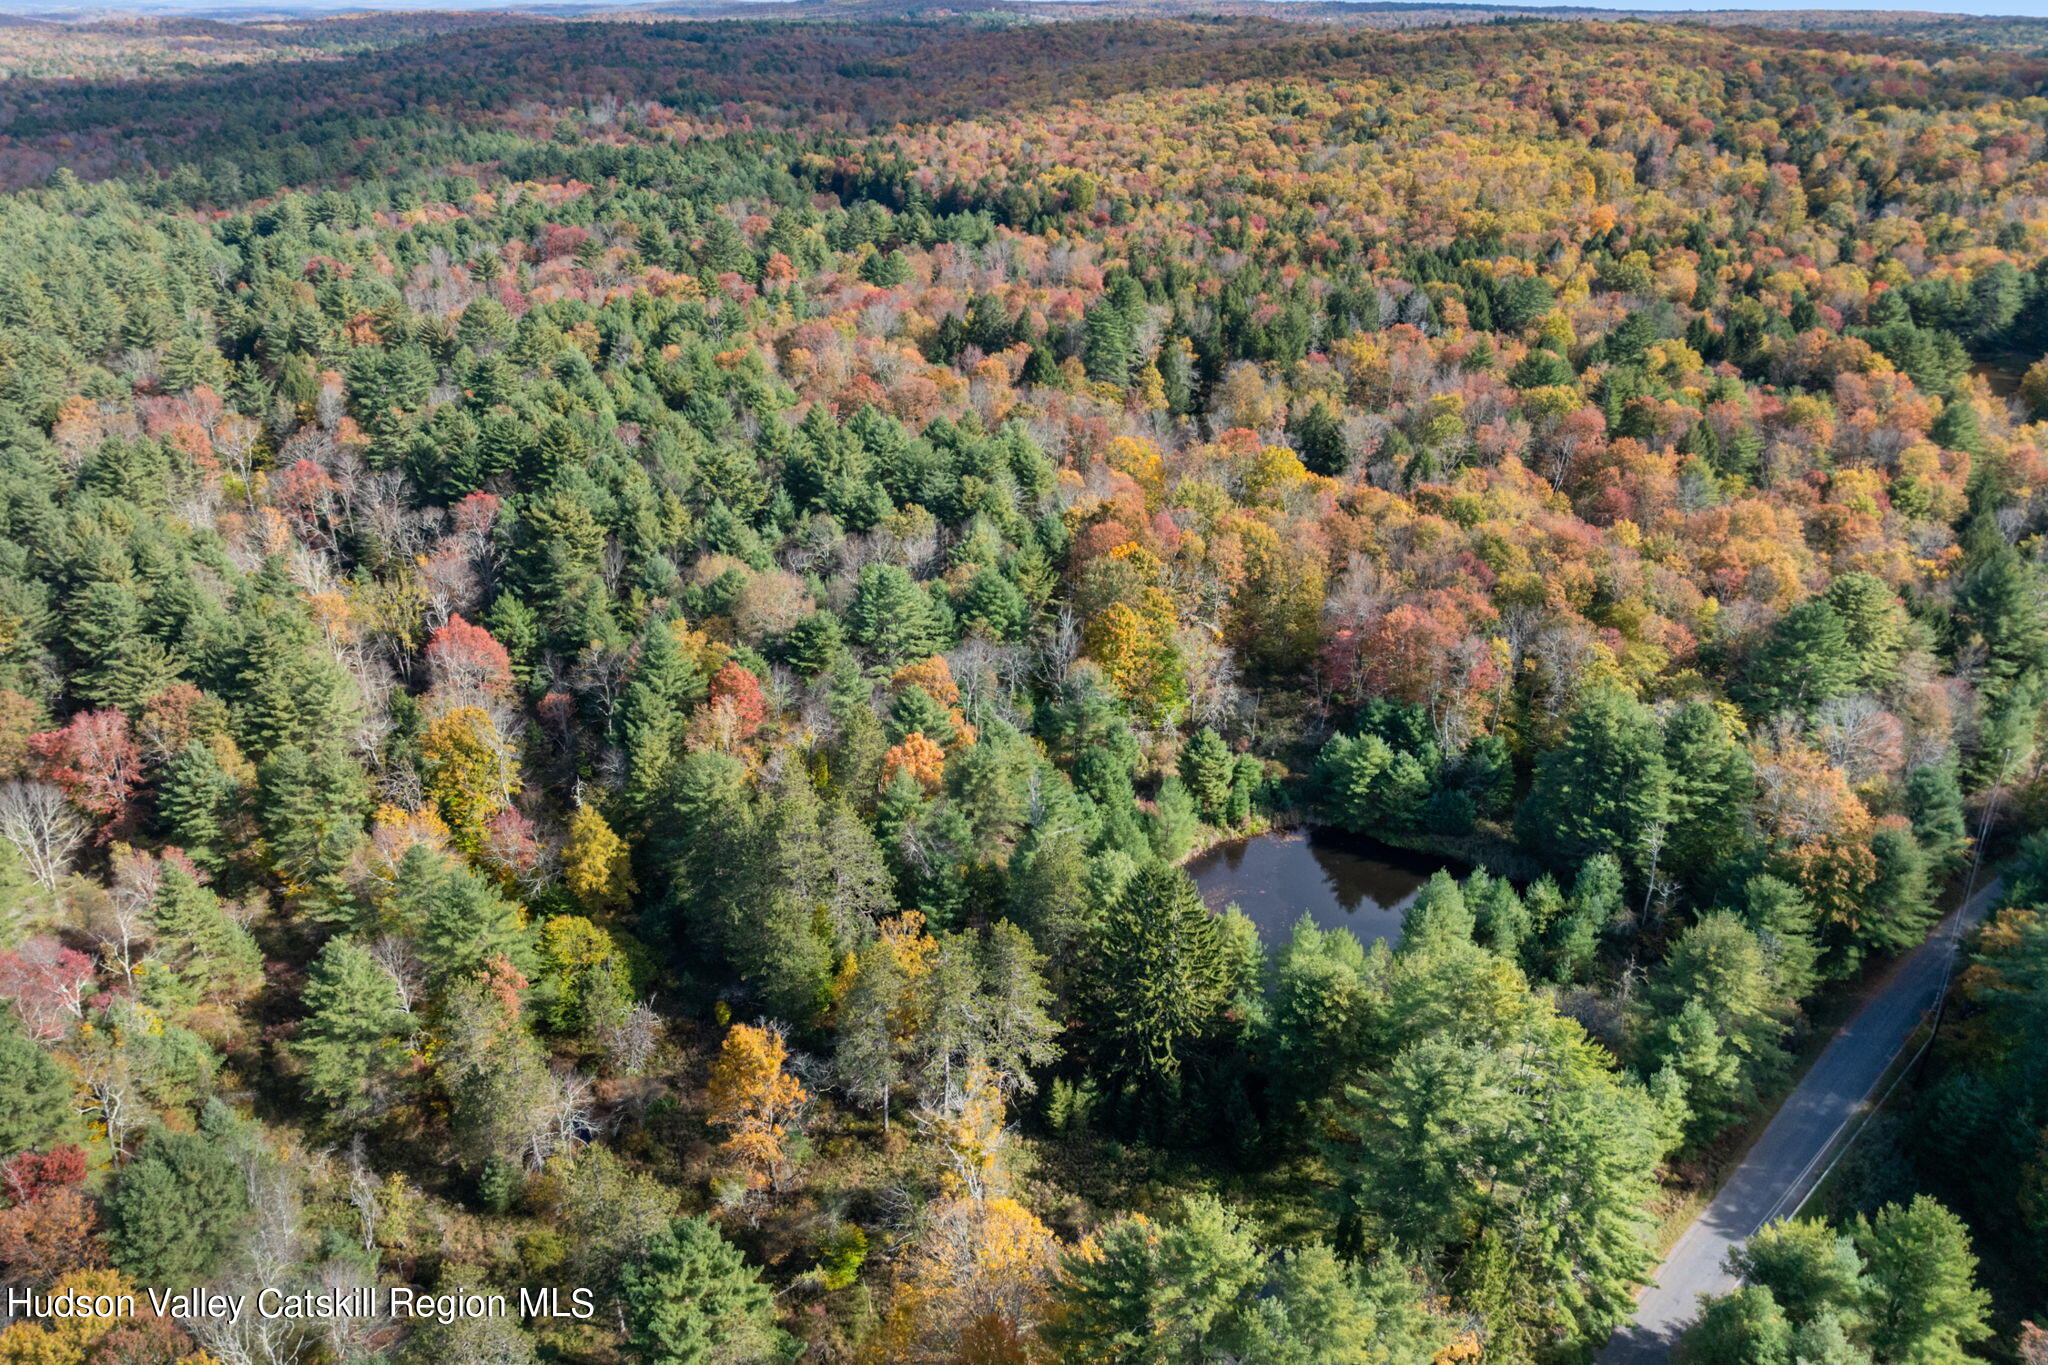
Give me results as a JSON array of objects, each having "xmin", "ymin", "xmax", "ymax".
[{"xmin": 1185, "ymin": 826, "xmax": 1463, "ymax": 946}]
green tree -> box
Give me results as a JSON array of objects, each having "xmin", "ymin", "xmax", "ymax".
[
  {"xmin": 157, "ymin": 738, "xmax": 237, "ymax": 873},
  {"xmin": 1179, "ymin": 728, "xmax": 1235, "ymax": 823},
  {"xmin": 0, "ymin": 1007, "xmax": 73, "ymax": 1155},
  {"xmin": 846, "ymin": 563, "xmax": 944, "ymax": 666},
  {"xmin": 104, "ymin": 1128, "xmax": 252, "ymax": 1283},
  {"xmin": 1266, "ymin": 921, "xmax": 1387, "ymax": 1114},
  {"xmin": 1082, "ymin": 298, "xmax": 1136, "ymax": 385},
  {"xmin": 1733, "ymin": 1219, "xmax": 1866, "ymax": 1326},
  {"xmin": 1823, "ymin": 574, "xmax": 1907, "ymax": 690},
  {"xmin": 1663, "ymin": 702, "xmax": 1754, "ymax": 881},
  {"xmin": 291, "ymin": 937, "xmax": 414, "ymax": 1123},
  {"xmin": 1903, "ymin": 765, "xmax": 1970, "ymax": 877},
  {"xmin": 1678, "ymin": 1286, "xmax": 1792, "ymax": 1365},
  {"xmin": 149, "ymin": 860, "xmax": 261, "ymax": 1000},
  {"xmin": 1854, "ymin": 1198, "xmax": 1991, "ymax": 1365},
  {"xmin": 257, "ymin": 742, "xmax": 369, "ymax": 921},
  {"xmin": 1045, "ymin": 1195, "xmax": 1264, "ymax": 1363},
  {"xmin": 1518, "ymin": 688, "xmax": 1672, "ymax": 874},
  {"xmin": 392, "ymin": 844, "xmax": 531, "ymax": 986},
  {"xmin": 1081, "ymin": 864, "xmax": 1233, "ymax": 1099},
  {"xmin": 619, "ymin": 1216, "xmax": 794, "ymax": 1365},
  {"xmin": 1742, "ymin": 601, "xmax": 1859, "ymax": 718}
]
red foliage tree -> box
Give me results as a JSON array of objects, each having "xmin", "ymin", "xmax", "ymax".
[
  {"xmin": 1, "ymin": 1145, "xmax": 88, "ymax": 1204},
  {"xmin": 28, "ymin": 710, "xmax": 141, "ymax": 830},
  {"xmin": 708, "ymin": 662, "xmax": 768, "ymax": 742},
  {"xmin": 0, "ymin": 1186, "xmax": 103, "ymax": 1282},
  {"xmin": 424, "ymin": 614, "xmax": 514, "ymax": 702},
  {"xmin": 0, "ymin": 937, "xmax": 96, "ymax": 1040}
]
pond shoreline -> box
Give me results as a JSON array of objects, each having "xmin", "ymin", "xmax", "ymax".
[{"xmin": 1184, "ymin": 823, "xmax": 1465, "ymax": 945}]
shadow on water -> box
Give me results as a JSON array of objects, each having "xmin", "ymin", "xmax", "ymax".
[{"xmin": 1186, "ymin": 826, "xmax": 1462, "ymax": 946}]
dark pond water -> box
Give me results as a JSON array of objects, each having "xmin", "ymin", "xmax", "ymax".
[
  {"xmin": 1972, "ymin": 359, "xmax": 2024, "ymax": 399},
  {"xmin": 1185, "ymin": 827, "xmax": 1461, "ymax": 945}
]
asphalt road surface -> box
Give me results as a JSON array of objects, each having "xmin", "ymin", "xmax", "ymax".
[{"xmin": 1597, "ymin": 878, "xmax": 2005, "ymax": 1365}]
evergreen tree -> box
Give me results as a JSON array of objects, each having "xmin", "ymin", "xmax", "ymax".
[
  {"xmin": 1732, "ymin": 1218, "xmax": 1866, "ymax": 1325},
  {"xmin": 257, "ymin": 742, "xmax": 369, "ymax": 921},
  {"xmin": 619, "ymin": 1217, "xmax": 794, "ymax": 1365},
  {"xmin": 292, "ymin": 937, "xmax": 414, "ymax": 1123},
  {"xmin": 1081, "ymin": 864, "xmax": 1232, "ymax": 1099},
  {"xmin": 157, "ymin": 738, "xmax": 237, "ymax": 872},
  {"xmin": 1517, "ymin": 689, "xmax": 1672, "ymax": 875},
  {"xmin": 1045, "ymin": 1196, "xmax": 1264, "ymax": 1362},
  {"xmin": 846, "ymin": 563, "xmax": 943, "ymax": 665},
  {"xmin": 1854, "ymin": 1198, "xmax": 1991, "ymax": 1365},
  {"xmin": 105, "ymin": 1128, "xmax": 252, "ymax": 1283},
  {"xmin": 0, "ymin": 1007, "xmax": 73, "ymax": 1155},
  {"xmin": 1081, "ymin": 298, "xmax": 1136, "ymax": 385},
  {"xmin": 392, "ymin": 844, "xmax": 531, "ymax": 986},
  {"xmin": 1903, "ymin": 765, "xmax": 1970, "ymax": 877},
  {"xmin": 1662, "ymin": 702, "xmax": 1754, "ymax": 882},
  {"xmin": 1179, "ymin": 728, "xmax": 1235, "ymax": 823},
  {"xmin": 149, "ymin": 860, "xmax": 261, "ymax": 999},
  {"xmin": 1679, "ymin": 1286, "xmax": 1792, "ymax": 1365},
  {"xmin": 1742, "ymin": 601, "xmax": 1859, "ymax": 719}
]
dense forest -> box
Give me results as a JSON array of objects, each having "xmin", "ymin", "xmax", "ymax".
[{"xmin": 0, "ymin": 6, "xmax": 2045, "ymax": 1364}]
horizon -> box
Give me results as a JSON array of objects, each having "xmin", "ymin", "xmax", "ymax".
[{"xmin": 3, "ymin": 0, "xmax": 2047, "ymax": 18}]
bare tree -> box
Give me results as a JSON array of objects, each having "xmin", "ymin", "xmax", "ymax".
[
  {"xmin": 345, "ymin": 1136, "xmax": 381, "ymax": 1255},
  {"xmin": 520, "ymin": 1064, "xmax": 597, "ymax": 1172},
  {"xmin": 187, "ymin": 1153, "xmax": 317, "ymax": 1365},
  {"xmin": 597, "ymin": 1001, "xmax": 662, "ymax": 1079},
  {"xmin": 0, "ymin": 780, "xmax": 86, "ymax": 889}
]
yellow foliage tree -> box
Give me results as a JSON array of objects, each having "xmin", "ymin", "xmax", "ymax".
[
  {"xmin": 419, "ymin": 705, "xmax": 519, "ymax": 853},
  {"xmin": 706, "ymin": 1023, "xmax": 807, "ymax": 1195},
  {"xmin": 0, "ymin": 1270, "xmax": 213, "ymax": 1365},
  {"xmin": 868, "ymin": 1196, "xmax": 1060, "ymax": 1365},
  {"xmin": 563, "ymin": 803, "xmax": 635, "ymax": 914}
]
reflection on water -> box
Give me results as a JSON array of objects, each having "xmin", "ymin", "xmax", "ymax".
[{"xmin": 1185, "ymin": 827, "xmax": 1462, "ymax": 945}]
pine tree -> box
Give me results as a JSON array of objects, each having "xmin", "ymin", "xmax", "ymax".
[
  {"xmin": 619, "ymin": 618, "xmax": 706, "ymax": 812},
  {"xmin": 1741, "ymin": 601, "xmax": 1860, "ymax": 719},
  {"xmin": 1903, "ymin": 765, "xmax": 1970, "ymax": 877},
  {"xmin": 292, "ymin": 937, "xmax": 413, "ymax": 1123},
  {"xmin": 847, "ymin": 564, "xmax": 944, "ymax": 666},
  {"xmin": 149, "ymin": 860, "xmax": 261, "ymax": 999},
  {"xmin": 1663, "ymin": 702, "xmax": 1754, "ymax": 882},
  {"xmin": 1147, "ymin": 776, "xmax": 1199, "ymax": 862},
  {"xmin": 0, "ymin": 1007, "xmax": 74, "ymax": 1155},
  {"xmin": 1179, "ymin": 728, "xmax": 1234, "ymax": 822},
  {"xmin": 104, "ymin": 1128, "xmax": 251, "ymax": 1283},
  {"xmin": 1081, "ymin": 298, "xmax": 1135, "ymax": 385},
  {"xmin": 1731, "ymin": 1218, "xmax": 1866, "ymax": 1325},
  {"xmin": 393, "ymin": 844, "xmax": 531, "ymax": 986},
  {"xmin": 620, "ymin": 1217, "xmax": 793, "ymax": 1365},
  {"xmin": 157, "ymin": 738, "xmax": 236, "ymax": 872},
  {"xmin": 1400, "ymin": 870, "xmax": 1474, "ymax": 949},
  {"xmin": 834, "ymin": 931, "xmax": 909, "ymax": 1131},
  {"xmin": 257, "ymin": 743, "xmax": 369, "ymax": 921},
  {"xmin": 1045, "ymin": 1196, "xmax": 1264, "ymax": 1361},
  {"xmin": 1679, "ymin": 1286, "xmax": 1792, "ymax": 1365},
  {"xmin": 1517, "ymin": 689, "xmax": 1672, "ymax": 875}
]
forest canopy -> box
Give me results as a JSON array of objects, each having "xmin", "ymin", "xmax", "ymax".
[{"xmin": 0, "ymin": 6, "xmax": 2045, "ymax": 1365}]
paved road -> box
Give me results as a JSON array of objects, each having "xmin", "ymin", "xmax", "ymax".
[{"xmin": 1597, "ymin": 878, "xmax": 2005, "ymax": 1365}]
